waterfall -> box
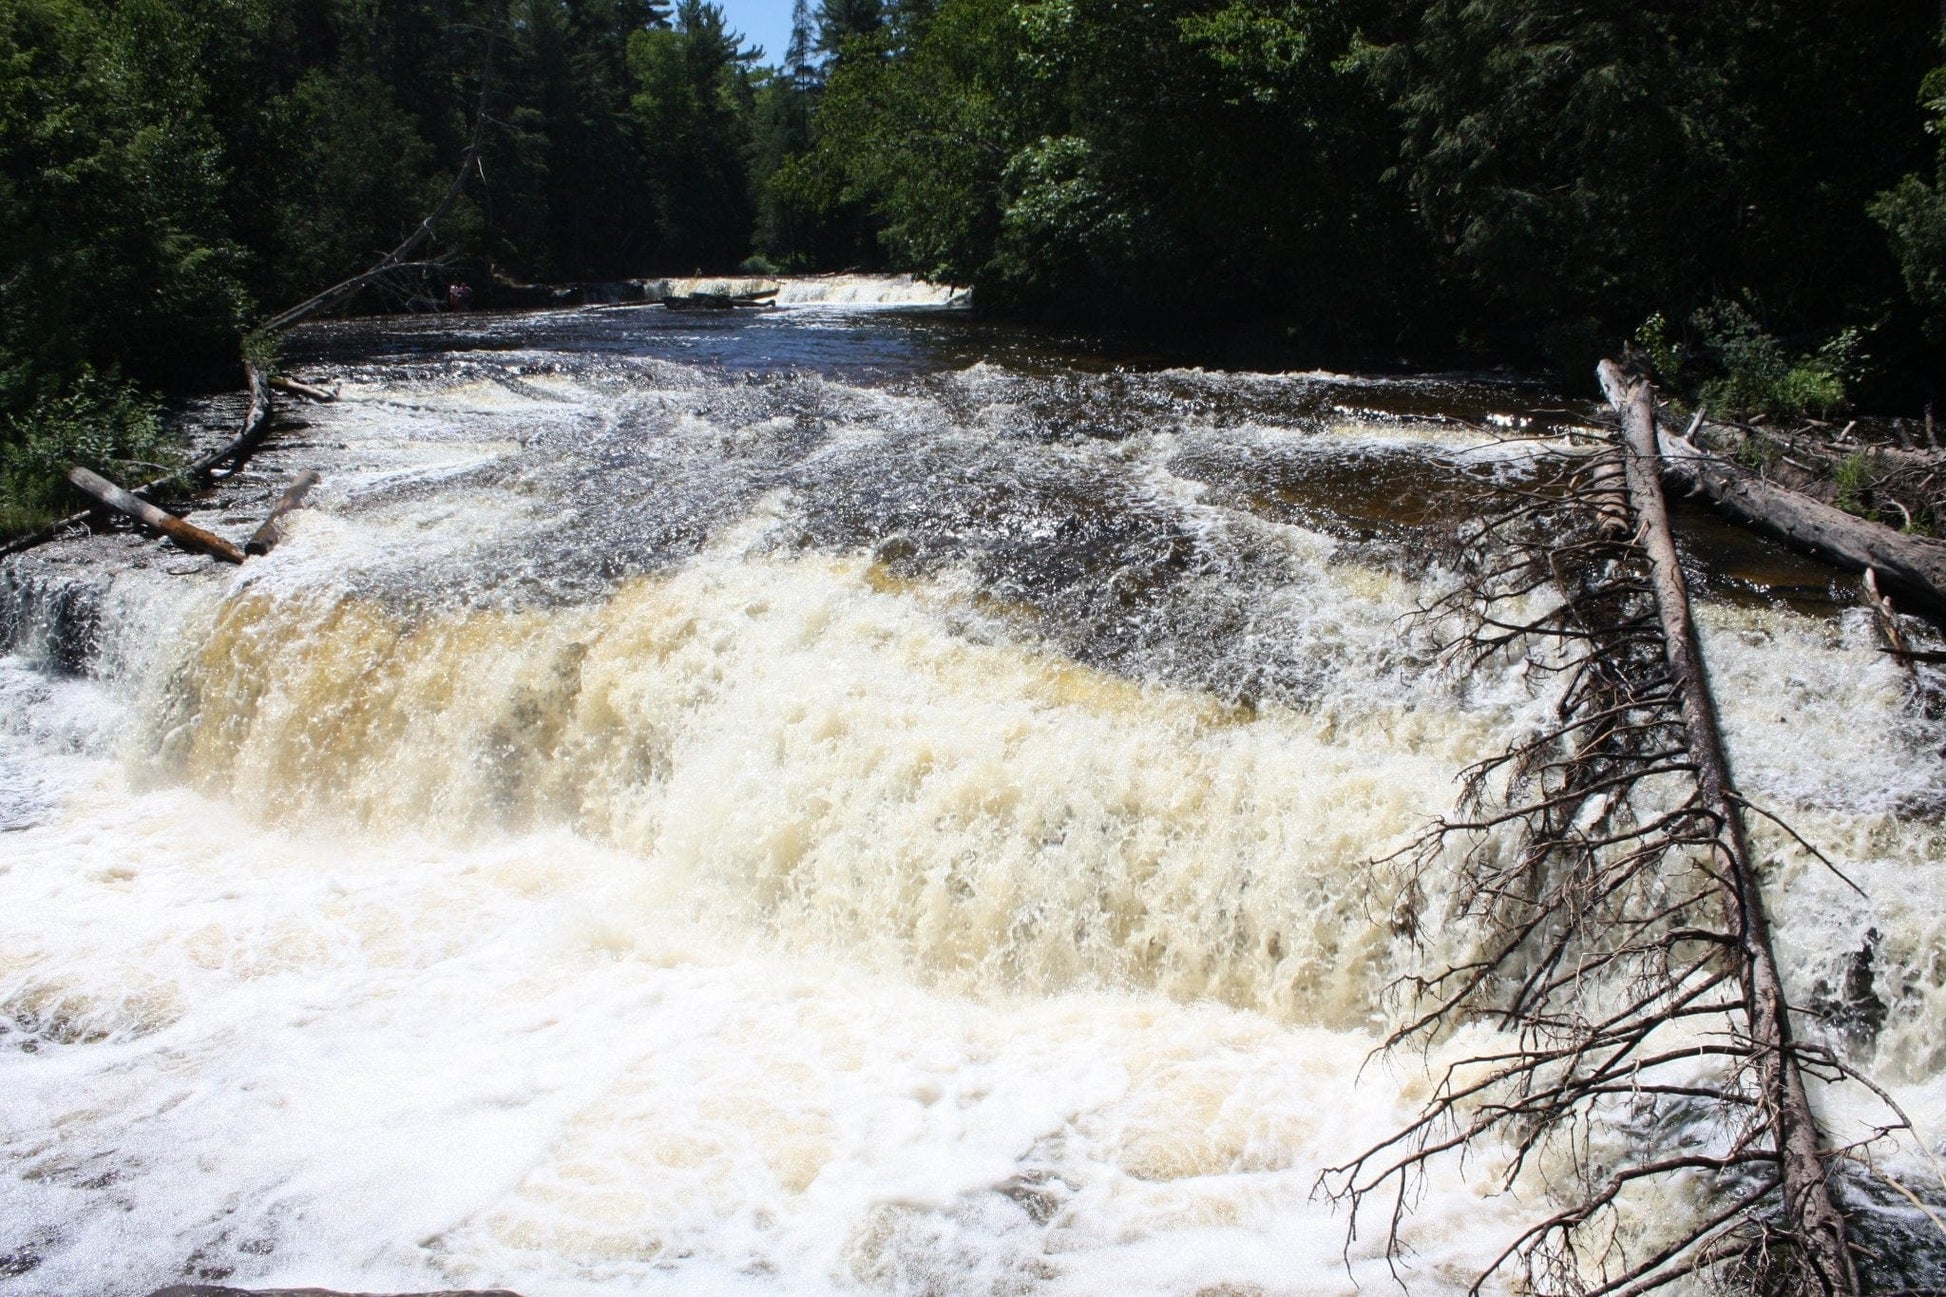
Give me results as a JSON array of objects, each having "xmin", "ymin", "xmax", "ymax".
[{"xmin": 2, "ymin": 311, "xmax": 1941, "ymax": 1297}]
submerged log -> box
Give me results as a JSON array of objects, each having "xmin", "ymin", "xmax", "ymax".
[
  {"xmin": 245, "ymin": 469, "xmax": 322, "ymax": 556},
  {"xmin": 1602, "ymin": 360, "xmax": 1860, "ymax": 1296},
  {"xmin": 66, "ymin": 467, "xmax": 245, "ymax": 564},
  {"xmin": 1649, "ymin": 405, "xmax": 1946, "ymax": 613}
]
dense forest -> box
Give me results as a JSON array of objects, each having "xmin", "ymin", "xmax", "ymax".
[{"xmin": 4, "ymin": 0, "xmax": 1946, "ymax": 533}]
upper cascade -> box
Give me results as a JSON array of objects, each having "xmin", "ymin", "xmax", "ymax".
[{"xmin": 645, "ymin": 273, "xmax": 970, "ymax": 308}]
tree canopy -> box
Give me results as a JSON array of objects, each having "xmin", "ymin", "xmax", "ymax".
[{"xmin": 6, "ymin": 0, "xmax": 1946, "ymax": 533}]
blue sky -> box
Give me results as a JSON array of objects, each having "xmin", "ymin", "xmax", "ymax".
[{"xmin": 717, "ymin": 0, "xmax": 798, "ymax": 67}]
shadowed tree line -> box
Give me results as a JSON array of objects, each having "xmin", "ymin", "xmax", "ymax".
[
  {"xmin": 0, "ymin": 0, "xmax": 778, "ymax": 531},
  {"xmin": 8, "ymin": 0, "xmax": 1946, "ymax": 532}
]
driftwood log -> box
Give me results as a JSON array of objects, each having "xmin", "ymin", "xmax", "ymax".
[
  {"xmin": 246, "ymin": 470, "xmax": 322, "ymax": 555},
  {"xmin": 0, "ymin": 365, "xmax": 280, "ymax": 558},
  {"xmin": 1649, "ymin": 403, "xmax": 1946, "ymax": 613},
  {"xmin": 269, "ymin": 375, "xmax": 337, "ymax": 403},
  {"xmin": 66, "ymin": 467, "xmax": 244, "ymax": 564},
  {"xmin": 201, "ymin": 361, "xmax": 275, "ymax": 480}
]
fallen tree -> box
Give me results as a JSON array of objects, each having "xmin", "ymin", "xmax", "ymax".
[
  {"xmin": 1323, "ymin": 361, "xmax": 1914, "ymax": 1296},
  {"xmin": 65, "ymin": 467, "xmax": 244, "ymax": 564},
  {"xmin": 1650, "ymin": 406, "xmax": 1946, "ymax": 614},
  {"xmin": 1, "ymin": 374, "xmax": 280, "ymax": 560}
]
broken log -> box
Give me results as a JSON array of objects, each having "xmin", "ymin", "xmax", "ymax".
[
  {"xmin": 1602, "ymin": 359, "xmax": 1860, "ymax": 1296},
  {"xmin": 66, "ymin": 467, "xmax": 245, "ymax": 565},
  {"xmin": 269, "ymin": 375, "xmax": 338, "ymax": 402},
  {"xmin": 246, "ymin": 470, "xmax": 322, "ymax": 555},
  {"xmin": 1864, "ymin": 567, "xmax": 1916, "ymax": 677},
  {"xmin": 1649, "ymin": 404, "xmax": 1946, "ymax": 613}
]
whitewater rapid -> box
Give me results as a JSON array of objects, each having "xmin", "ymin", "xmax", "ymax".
[{"xmin": 2, "ymin": 292, "xmax": 1943, "ymax": 1295}]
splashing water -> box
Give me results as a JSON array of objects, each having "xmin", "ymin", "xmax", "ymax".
[{"xmin": 2, "ymin": 283, "xmax": 1944, "ymax": 1296}]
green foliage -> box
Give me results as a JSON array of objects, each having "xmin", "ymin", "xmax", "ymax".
[
  {"xmin": 1634, "ymin": 313, "xmax": 1683, "ymax": 385},
  {"xmin": 1734, "ymin": 431, "xmax": 1776, "ymax": 474},
  {"xmin": 0, "ymin": 0, "xmax": 250, "ymax": 392},
  {"xmin": 1689, "ymin": 301, "xmax": 1860, "ymax": 420},
  {"xmin": 814, "ymin": 0, "xmax": 1429, "ymax": 325},
  {"xmin": 1372, "ymin": 1, "xmax": 1931, "ymax": 363},
  {"xmin": 1833, "ymin": 451, "xmax": 1877, "ymax": 519},
  {"xmin": 816, "ymin": 0, "xmax": 1024, "ymax": 287},
  {"xmin": 240, "ymin": 329, "xmax": 282, "ymax": 376},
  {"xmin": 0, "ymin": 368, "xmax": 174, "ymax": 534},
  {"xmin": 629, "ymin": 1, "xmax": 762, "ymax": 270},
  {"xmin": 4, "ymin": 0, "xmax": 1946, "ymax": 547},
  {"xmin": 1873, "ymin": 66, "xmax": 1946, "ymax": 346}
]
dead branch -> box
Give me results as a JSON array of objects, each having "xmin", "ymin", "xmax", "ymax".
[
  {"xmin": 268, "ymin": 375, "xmax": 337, "ymax": 402},
  {"xmin": 261, "ymin": 4, "xmax": 503, "ymax": 334},
  {"xmin": 1320, "ymin": 362, "xmax": 1905, "ymax": 1296}
]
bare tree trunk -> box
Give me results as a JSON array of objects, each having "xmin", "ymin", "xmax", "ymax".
[
  {"xmin": 65, "ymin": 468, "xmax": 244, "ymax": 565},
  {"xmin": 1601, "ymin": 361, "xmax": 1858, "ymax": 1296}
]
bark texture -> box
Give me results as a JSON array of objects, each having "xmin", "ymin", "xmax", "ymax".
[{"xmin": 1602, "ymin": 360, "xmax": 1859, "ymax": 1296}]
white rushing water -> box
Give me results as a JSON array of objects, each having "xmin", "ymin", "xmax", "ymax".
[
  {"xmin": 2, "ymin": 302, "xmax": 1944, "ymax": 1296},
  {"xmin": 643, "ymin": 276, "xmax": 971, "ymax": 308}
]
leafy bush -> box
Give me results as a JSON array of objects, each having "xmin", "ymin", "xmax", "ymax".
[
  {"xmin": 1689, "ymin": 300, "xmax": 1859, "ymax": 420},
  {"xmin": 0, "ymin": 368, "xmax": 178, "ymax": 536},
  {"xmin": 1633, "ymin": 312, "xmax": 1683, "ymax": 384}
]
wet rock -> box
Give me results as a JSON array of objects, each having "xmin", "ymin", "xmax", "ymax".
[{"xmin": 1810, "ymin": 928, "xmax": 1889, "ymax": 1052}]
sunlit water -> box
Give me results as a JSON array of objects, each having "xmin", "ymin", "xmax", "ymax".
[{"xmin": 3, "ymin": 283, "xmax": 1945, "ymax": 1296}]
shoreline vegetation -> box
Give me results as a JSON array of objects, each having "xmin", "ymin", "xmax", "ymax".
[{"xmin": 5, "ymin": 1, "xmax": 1946, "ymax": 538}]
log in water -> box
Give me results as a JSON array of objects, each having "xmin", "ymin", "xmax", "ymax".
[{"xmin": 2, "ymin": 283, "xmax": 1944, "ymax": 1297}]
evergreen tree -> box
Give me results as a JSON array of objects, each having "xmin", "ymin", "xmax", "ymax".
[
  {"xmin": 630, "ymin": 0, "xmax": 760, "ymax": 270},
  {"xmin": 816, "ymin": 0, "xmax": 882, "ymax": 60}
]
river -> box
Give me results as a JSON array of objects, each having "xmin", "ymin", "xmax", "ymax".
[{"xmin": 2, "ymin": 279, "xmax": 1944, "ymax": 1296}]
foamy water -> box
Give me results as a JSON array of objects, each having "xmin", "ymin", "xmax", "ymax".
[{"xmin": 3, "ymin": 294, "xmax": 1944, "ymax": 1295}]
